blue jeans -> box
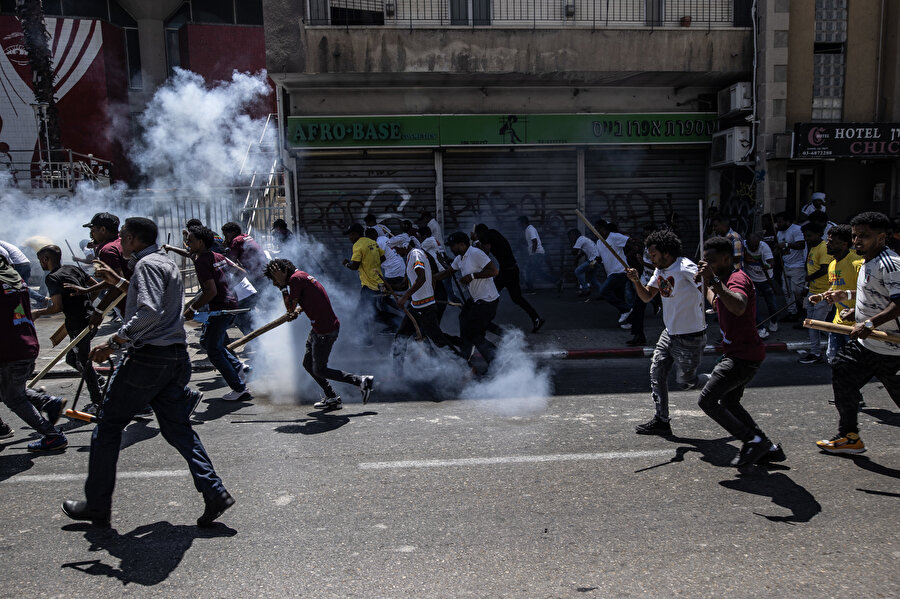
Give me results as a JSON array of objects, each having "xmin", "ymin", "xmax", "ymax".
[
  {"xmin": 753, "ymin": 280, "xmax": 779, "ymax": 326},
  {"xmin": 650, "ymin": 329, "xmax": 707, "ymax": 421},
  {"xmin": 200, "ymin": 314, "xmax": 245, "ymax": 392},
  {"xmin": 575, "ymin": 261, "xmax": 603, "ymax": 292},
  {"xmin": 596, "ymin": 272, "xmax": 630, "ymax": 313},
  {"xmin": 12, "ymin": 262, "xmax": 46, "ymax": 305},
  {"xmin": 358, "ymin": 286, "xmax": 403, "ymax": 344},
  {"xmin": 826, "ymin": 331, "xmax": 847, "ymax": 364},
  {"xmin": 85, "ymin": 344, "xmax": 226, "ymax": 511},
  {"xmin": 0, "ymin": 358, "xmax": 57, "ymax": 436},
  {"xmin": 805, "ymin": 297, "xmax": 830, "ymax": 355}
]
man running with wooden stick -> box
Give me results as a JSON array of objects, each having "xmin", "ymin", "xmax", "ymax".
[
  {"xmin": 815, "ymin": 211, "xmax": 900, "ymax": 454},
  {"xmin": 264, "ymin": 258, "xmax": 374, "ymax": 409}
]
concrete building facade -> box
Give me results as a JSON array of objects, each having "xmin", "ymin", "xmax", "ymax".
[{"xmin": 264, "ymin": 0, "xmax": 755, "ymax": 261}]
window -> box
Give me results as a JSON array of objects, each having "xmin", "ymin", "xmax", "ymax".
[
  {"xmin": 125, "ymin": 27, "xmax": 142, "ymax": 89},
  {"xmin": 191, "ymin": 0, "xmax": 234, "ymax": 24},
  {"xmin": 811, "ymin": 0, "xmax": 847, "ymax": 121},
  {"xmin": 235, "ymin": 1, "xmax": 264, "ymax": 25},
  {"xmin": 61, "ymin": 0, "xmax": 108, "ymax": 19}
]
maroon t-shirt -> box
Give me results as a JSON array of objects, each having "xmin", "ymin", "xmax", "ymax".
[
  {"xmin": 227, "ymin": 234, "xmax": 267, "ymax": 279},
  {"xmin": 288, "ymin": 270, "xmax": 339, "ymax": 334},
  {"xmin": 193, "ymin": 251, "xmax": 237, "ymax": 310},
  {"xmin": 96, "ymin": 237, "xmax": 133, "ymax": 279},
  {"xmin": 1, "ymin": 280, "xmax": 39, "ymax": 362},
  {"xmin": 717, "ymin": 269, "xmax": 766, "ymax": 361}
]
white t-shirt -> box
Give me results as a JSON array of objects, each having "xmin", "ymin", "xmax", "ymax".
[
  {"xmin": 405, "ymin": 248, "xmax": 435, "ymax": 308},
  {"xmin": 573, "ymin": 235, "xmax": 599, "ymax": 262},
  {"xmin": 777, "ymin": 224, "xmax": 806, "ymax": 268},
  {"xmin": 373, "ymin": 223, "xmax": 392, "ymax": 238},
  {"xmin": 743, "ymin": 241, "xmax": 774, "ymax": 283},
  {"xmin": 376, "ymin": 236, "xmax": 405, "ymax": 278},
  {"xmin": 524, "ymin": 225, "xmax": 545, "ymax": 255},
  {"xmin": 427, "ymin": 218, "xmax": 443, "ymax": 251},
  {"xmin": 856, "ymin": 247, "xmax": 900, "ymax": 355},
  {"xmin": 648, "ymin": 257, "xmax": 706, "ymax": 336},
  {"xmin": 0, "ymin": 240, "xmax": 28, "ymax": 265},
  {"xmin": 596, "ymin": 232, "xmax": 629, "ymax": 276},
  {"xmin": 389, "ymin": 232, "xmax": 420, "ymax": 250},
  {"xmin": 452, "ymin": 246, "xmax": 499, "ymax": 302}
]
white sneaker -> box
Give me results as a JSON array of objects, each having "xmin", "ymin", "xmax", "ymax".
[
  {"xmin": 359, "ymin": 375, "xmax": 375, "ymax": 404},
  {"xmin": 757, "ymin": 327, "xmax": 769, "ymax": 339},
  {"xmin": 620, "ymin": 323, "xmax": 632, "ymax": 330},
  {"xmin": 768, "ymin": 321, "xmax": 778, "ymax": 332},
  {"xmin": 618, "ymin": 310, "xmax": 632, "ymax": 324},
  {"xmin": 313, "ymin": 396, "xmax": 342, "ymax": 409},
  {"xmin": 222, "ymin": 389, "xmax": 251, "ymax": 402}
]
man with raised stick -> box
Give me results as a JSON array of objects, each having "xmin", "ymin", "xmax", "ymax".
[
  {"xmin": 62, "ymin": 217, "xmax": 234, "ymax": 528},
  {"xmin": 815, "ymin": 211, "xmax": 900, "ymax": 454},
  {"xmin": 625, "ymin": 230, "xmax": 707, "ymax": 436}
]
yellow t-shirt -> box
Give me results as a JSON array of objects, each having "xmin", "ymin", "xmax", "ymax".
[
  {"xmin": 806, "ymin": 241, "xmax": 831, "ymax": 294},
  {"xmin": 828, "ymin": 251, "xmax": 863, "ymax": 325},
  {"xmin": 351, "ymin": 237, "xmax": 384, "ymax": 291}
]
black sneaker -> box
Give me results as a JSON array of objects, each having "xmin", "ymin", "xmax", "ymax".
[
  {"xmin": 625, "ymin": 336, "xmax": 647, "ymax": 346},
  {"xmin": 313, "ymin": 396, "xmax": 342, "ymax": 410},
  {"xmin": 43, "ymin": 396, "xmax": 67, "ymax": 426},
  {"xmin": 732, "ymin": 438, "xmax": 771, "ymax": 467},
  {"xmin": 798, "ymin": 353, "xmax": 824, "ymax": 365},
  {"xmin": 758, "ymin": 443, "xmax": 786, "ymax": 464},
  {"xmin": 82, "ymin": 402, "xmax": 100, "ymax": 416},
  {"xmin": 635, "ymin": 417, "xmax": 672, "ymax": 436},
  {"xmin": 532, "ymin": 317, "xmax": 546, "ymax": 333},
  {"xmin": 0, "ymin": 421, "xmax": 12, "ymax": 439},
  {"xmin": 187, "ymin": 389, "xmax": 204, "ymax": 416},
  {"xmin": 359, "ymin": 375, "xmax": 374, "ymax": 404},
  {"xmin": 197, "ymin": 490, "xmax": 234, "ymax": 527}
]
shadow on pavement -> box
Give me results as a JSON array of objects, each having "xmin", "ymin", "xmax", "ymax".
[
  {"xmin": 191, "ymin": 398, "xmax": 252, "ymax": 423},
  {"xmin": 860, "ymin": 407, "xmax": 900, "ymax": 429},
  {"xmin": 857, "ymin": 488, "xmax": 900, "ymax": 498},
  {"xmin": 270, "ymin": 410, "xmax": 378, "ymax": 435},
  {"xmin": 719, "ymin": 470, "xmax": 822, "ymax": 524},
  {"xmin": 0, "ymin": 449, "xmax": 35, "ymax": 482},
  {"xmin": 61, "ymin": 521, "xmax": 236, "ymax": 586},
  {"xmin": 633, "ymin": 435, "xmax": 738, "ymax": 471},
  {"xmin": 837, "ymin": 453, "xmax": 900, "ymax": 480}
]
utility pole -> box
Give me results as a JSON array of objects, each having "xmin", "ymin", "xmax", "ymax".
[{"xmin": 16, "ymin": 0, "xmax": 61, "ymax": 154}]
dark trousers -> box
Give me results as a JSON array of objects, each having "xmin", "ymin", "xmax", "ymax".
[
  {"xmin": 358, "ymin": 286, "xmax": 403, "ymax": 344},
  {"xmin": 199, "ymin": 314, "xmax": 245, "ymax": 392},
  {"xmin": 302, "ymin": 327, "xmax": 359, "ymax": 399},
  {"xmin": 393, "ymin": 304, "xmax": 457, "ymax": 370},
  {"xmin": 753, "ymin": 279, "xmax": 780, "ymax": 326},
  {"xmin": 460, "ymin": 299, "xmax": 499, "ymax": 363},
  {"xmin": 12, "ymin": 262, "xmax": 46, "ymax": 304},
  {"xmin": 0, "ymin": 358, "xmax": 57, "ymax": 436},
  {"xmin": 832, "ymin": 340, "xmax": 900, "ymax": 435},
  {"xmin": 697, "ymin": 356, "xmax": 764, "ymax": 443},
  {"xmin": 85, "ymin": 345, "xmax": 225, "ymax": 511},
  {"xmin": 627, "ymin": 295, "xmax": 647, "ymax": 338},
  {"xmin": 597, "ymin": 272, "xmax": 631, "ymax": 313},
  {"xmin": 66, "ymin": 328, "xmax": 103, "ymax": 404},
  {"xmin": 494, "ymin": 266, "xmax": 539, "ymax": 321}
]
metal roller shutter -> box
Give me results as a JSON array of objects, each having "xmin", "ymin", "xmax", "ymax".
[
  {"xmin": 442, "ymin": 148, "xmax": 578, "ymax": 276},
  {"xmin": 295, "ymin": 150, "xmax": 436, "ymax": 248},
  {"xmin": 585, "ymin": 148, "xmax": 708, "ymax": 260}
]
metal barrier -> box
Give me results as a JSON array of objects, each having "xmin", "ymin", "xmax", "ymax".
[
  {"xmin": 307, "ymin": 0, "xmax": 751, "ymax": 29},
  {"xmin": 0, "ymin": 149, "xmax": 112, "ymax": 190}
]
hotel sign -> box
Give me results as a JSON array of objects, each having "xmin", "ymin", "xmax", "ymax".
[{"xmin": 794, "ymin": 122, "xmax": 900, "ymax": 159}]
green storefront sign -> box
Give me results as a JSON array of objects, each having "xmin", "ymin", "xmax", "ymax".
[{"xmin": 287, "ymin": 113, "xmax": 717, "ymax": 149}]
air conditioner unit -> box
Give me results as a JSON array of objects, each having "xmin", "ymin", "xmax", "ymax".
[
  {"xmin": 711, "ymin": 127, "xmax": 752, "ymax": 167},
  {"xmin": 717, "ymin": 82, "xmax": 753, "ymax": 118}
]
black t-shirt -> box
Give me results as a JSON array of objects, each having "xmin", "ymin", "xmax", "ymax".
[
  {"xmin": 482, "ymin": 229, "xmax": 517, "ymax": 269},
  {"xmin": 45, "ymin": 265, "xmax": 92, "ymax": 332}
]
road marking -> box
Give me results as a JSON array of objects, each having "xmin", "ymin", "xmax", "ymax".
[
  {"xmin": 1, "ymin": 469, "xmax": 186, "ymax": 484},
  {"xmin": 359, "ymin": 449, "xmax": 673, "ymax": 470}
]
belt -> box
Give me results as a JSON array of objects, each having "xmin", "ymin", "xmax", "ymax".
[{"xmin": 674, "ymin": 330, "xmax": 706, "ymax": 338}]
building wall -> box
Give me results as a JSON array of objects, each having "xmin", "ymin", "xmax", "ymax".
[{"xmin": 844, "ymin": 0, "xmax": 881, "ymax": 121}]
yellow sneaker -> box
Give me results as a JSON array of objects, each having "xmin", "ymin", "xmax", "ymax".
[{"xmin": 816, "ymin": 433, "xmax": 866, "ymax": 454}]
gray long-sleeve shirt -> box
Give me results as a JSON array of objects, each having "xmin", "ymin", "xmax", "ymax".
[{"xmin": 116, "ymin": 244, "xmax": 186, "ymax": 348}]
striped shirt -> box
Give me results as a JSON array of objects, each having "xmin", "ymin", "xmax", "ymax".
[
  {"xmin": 856, "ymin": 247, "xmax": 900, "ymax": 355},
  {"xmin": 406, "ymin": 248, "xmax": 435, "ymax": 308},
  {"xmin": 117, "ymin": 244, "xmax": 186, "ymax": 348}
]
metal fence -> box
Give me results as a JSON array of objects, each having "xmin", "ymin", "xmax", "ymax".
[{"xmin": 307, "ymin": 0, "xmax": 752, "ymax": 28}]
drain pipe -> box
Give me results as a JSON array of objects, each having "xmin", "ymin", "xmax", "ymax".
[
  {"xmin": 874, "ymin": 0, "xmax": 886, "ymax": 119},
  {"xmin": 743, "ymin": 0, "xmax": 759, "ymax": 163}
]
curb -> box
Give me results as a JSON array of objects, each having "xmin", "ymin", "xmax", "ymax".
[{"xmin": 534, "ymin": 341, "xmax": 822, "ymax": 360}]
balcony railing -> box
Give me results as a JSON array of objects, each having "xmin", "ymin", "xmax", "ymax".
[{"xmin": 305, "ymin": 0, "xmax": 753, "ymax": 29}]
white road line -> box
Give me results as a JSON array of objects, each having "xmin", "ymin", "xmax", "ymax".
[
  {"xmin": 359, "ymin": 449, "xmax": 673, "ymax": 470},
  {"xmin": 1, "ymin": 469, "xmax": 187, "ymax": 484}
]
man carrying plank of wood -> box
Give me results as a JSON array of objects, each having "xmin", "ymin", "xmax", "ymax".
[
  {"xmin": 264, "ymin": 258, "xmax": 375, "ymax": 409},
  {"xmin": 814, "ymin": 211, "xmax": 900, "ymax": 455},
  {"xmin": 32, "ymin": 245, "xmax": 104, "ymax": 411}
]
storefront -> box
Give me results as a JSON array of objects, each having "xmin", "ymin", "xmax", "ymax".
[
  {"xmin": 286, "ymin": 113, "xmax": 717, "ymax": 262},
  {"xmin": 791, "ymin": 122, "xmax": 900, "ymax": 220}
]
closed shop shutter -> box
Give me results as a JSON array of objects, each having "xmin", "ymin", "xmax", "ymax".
[
  {"xmin": 295, "ymin": 150, "xmax": 436, "ymax": 248},
  {"xmin": 442, "ymin": 148, "xmax": 578, "ymax": 275},
  {"xmin": 585, "ymin": 148, "xmax": 708, "ymax": 260}
]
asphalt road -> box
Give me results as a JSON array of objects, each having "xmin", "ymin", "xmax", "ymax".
[{"xmin": 1, "ymin": 352, "xmax": 898, "ymax": 598}]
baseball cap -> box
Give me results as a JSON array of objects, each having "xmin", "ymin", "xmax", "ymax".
[
  {"xmin": 344, "ymin": 223, "xmax": 364, "ymax": 235},
  {"xmin": 83, "ymin": 212, "xmax": 119, "ymax": 230},
  {"xmin": 811, "ymin": 192, "xmax": 826, "ymax": 201}
]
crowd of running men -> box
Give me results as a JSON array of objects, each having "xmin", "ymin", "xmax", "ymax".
[{"xmin": 0, "ymin": 198, "xmax": 897, "ymax": 529}]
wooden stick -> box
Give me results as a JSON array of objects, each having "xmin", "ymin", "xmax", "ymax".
[
  {"xmin": 226, "ymin": 309, "xmax": 300, "ymax": 351},
  {"xmin": 804, "ymin": 318, "xmax": 900, "ymax": 344},
  {"xmin": 50, "ymin": 323, "xmax": 68, "ymax": 347},
  {"xmin": 28, "ymin": 292, "xmax": 126, "ymax": 388},
  {"xmin": 574, "ymin": 209, "xmax": 629, "ymax": 270},
  {"xmin": 381, "ymin": 276, "xmax": 423, "ymax": 342}
]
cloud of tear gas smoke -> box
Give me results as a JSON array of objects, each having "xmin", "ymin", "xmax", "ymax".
[{"xmin": 131, "ymin": 68, "xmax": 272, "ymax": 193}]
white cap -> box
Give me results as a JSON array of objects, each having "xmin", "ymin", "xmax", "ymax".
[{"xmin": 811, "ymin": 192, "xmax": 826, "ymax": 201}]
